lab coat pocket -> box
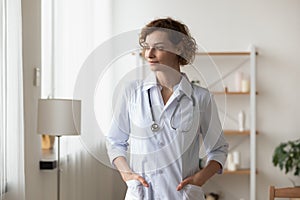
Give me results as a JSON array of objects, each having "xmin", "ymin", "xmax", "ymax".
[
  {"xmin": 125, "ymin": 180, "xmax": 144, "ymax": 200},
  {"xmin": 183, "ymin": 184, "xmax": 205, "ymax": 200}
]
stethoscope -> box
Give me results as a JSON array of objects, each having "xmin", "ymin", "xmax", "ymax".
[{"xmin": 147, "ymin": 88, "xmax": 196, "ymax": 132}]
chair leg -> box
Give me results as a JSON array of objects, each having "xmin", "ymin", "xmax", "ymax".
[{"xmin": 269, "ymin": 186, "xmax": 275, "ymax": 200}]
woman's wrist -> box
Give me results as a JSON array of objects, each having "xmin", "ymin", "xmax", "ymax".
[
  {"xmin": 196, "ymin": 160, "xmax": 222, "ymax": 186},
  {"xmin": 193, "ymin": 170, "xmax": 207, "ymax": 186},
  {"xmin": 120, "ymin": 170, "xmax": 134, "ymax": 182}
]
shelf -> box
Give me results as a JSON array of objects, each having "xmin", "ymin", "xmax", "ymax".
[
  {"xmin": 134, "ymin": 51, "xmax": 258, "ymax": 56},
  {"xmin": 224, "ymin": 130, "xmax": 258, "ymax": 136},
  {"xmin": 223, "ymin": 169, "xmax": 258, "ymax": 175},
  {"xmin": 212, "ymin": 91, "xmax": 251, "ymax": 95},
  {"xmin": 196, "ymin": 51, "xmax": 258, "ymax": 56},
  {"xmin": 211, "ymin": 89, "xmax": 258, "ymax": 95},
  {"xmin": 224, "ymin": 130, "xmax": 249, "ymax": 135}
]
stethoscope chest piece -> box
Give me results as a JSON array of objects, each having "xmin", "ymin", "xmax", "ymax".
[{"xmin": 151, "ymin": 123, "xmax": 159, "ymax": 132}]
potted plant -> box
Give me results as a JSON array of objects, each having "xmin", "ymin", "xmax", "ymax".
[{"xmin": 272, "ymin": 139, "xmax": 300, "ymax": 187}]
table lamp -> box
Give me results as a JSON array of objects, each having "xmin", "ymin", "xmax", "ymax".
[{"xmin": 37, "ymin": 99, "xmax": 81, "ymax": 200}]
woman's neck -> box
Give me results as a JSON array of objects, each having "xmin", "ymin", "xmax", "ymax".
[
  {"xmin": 156, "ymin": 70, "xmax": 182, "ymax": 105},
  {"xmin": 156, "ymin": 70, "xmax": 182, "ymax": 91}
]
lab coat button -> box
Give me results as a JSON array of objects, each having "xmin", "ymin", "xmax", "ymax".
[
  {"xmin": 158, "ymin": 169, "xmax": 163, "ymax": 174},
  {"xmin": 158, "ymin": 141, "xmax": 164, "ymax": 147}
]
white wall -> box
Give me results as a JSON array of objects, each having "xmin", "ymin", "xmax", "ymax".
[
  {"xmin": 22, "ymin": 0, "xmax": 54, "ymax": 200},
  {"xmin": 111, "ymin": 0, "xmax": 300, "ymax": 199}
]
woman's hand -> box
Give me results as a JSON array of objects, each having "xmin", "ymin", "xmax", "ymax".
[
  {"xmin": 176, "ymin": 160, "xmax": 222, "ymax": 191},
  {"xmin": 113, "ymin": 156, "xmax": 149, "ymax": 187},
  {"xmin": 176, "ymin": 171, "xmax": 205, "ymax": 191},
  {"xmin": 121, "ymin": 171, "xmax": 149, "ymax": 187}
]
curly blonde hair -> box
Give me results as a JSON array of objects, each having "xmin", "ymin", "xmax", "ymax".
[{"xmin": 139, "ymin": 17, "xmax": 197, "ymax": 65}]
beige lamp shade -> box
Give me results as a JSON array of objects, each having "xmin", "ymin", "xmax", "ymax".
[{"xmin": 37, "ymin": 99, "xmax": 81, "ymax": 136}]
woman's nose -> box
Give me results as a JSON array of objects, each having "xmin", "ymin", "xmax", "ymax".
[{"xmin": 145, "ymin": 47, "xmax": 155, "ymax": 58}]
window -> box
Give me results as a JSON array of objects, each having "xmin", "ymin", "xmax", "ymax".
[
  {"xmin": 0, "ymin": 0, "xmax": 7, "ymax": 196},
  {"xmin": 1, "ymin": 0, "xmax": 25, "ymax": 198}
]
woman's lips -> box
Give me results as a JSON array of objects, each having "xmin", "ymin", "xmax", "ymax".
[{"xmin": 148, "ymin": 61, "xmax": 159, "ymax": 65}]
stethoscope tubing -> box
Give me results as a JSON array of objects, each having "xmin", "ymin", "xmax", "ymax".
[
  {"xmin": 170, "ymin": 94, "xmax": 195, "ymax": 131},
  {"xmin": 147, "ymin": 88, "xmax": 196, "ymax": 132},
  {"xmin": 148, "ymin": 89, "xmax": 160, "ymax": 132}
]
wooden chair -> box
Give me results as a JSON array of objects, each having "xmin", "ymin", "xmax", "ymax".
[{"xmin": 269, "ymin": 186, "xmax": 300, "ymax": 200}]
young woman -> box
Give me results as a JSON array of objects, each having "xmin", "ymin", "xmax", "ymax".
[{"xmin": 106, "ymin": 17, "xmax": 228, "ymax": 200}]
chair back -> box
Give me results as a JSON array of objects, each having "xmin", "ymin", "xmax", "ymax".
[{"xmin": 269, "ymin": 186, "xmax": 300, "ymax": 200}]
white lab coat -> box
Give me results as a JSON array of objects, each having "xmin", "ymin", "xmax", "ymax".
[{"xmin": 106, "ymin": 73, "xmax": 228, "ymax": 200}]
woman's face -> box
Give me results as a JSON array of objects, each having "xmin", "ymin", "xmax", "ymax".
[{"xmin": 143, "ymin": 30, "xmax": 180, "ymax": 72}]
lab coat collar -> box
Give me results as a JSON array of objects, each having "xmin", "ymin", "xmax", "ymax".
[
  {"xmin": 141, "ymin": 72, "xmax": 193, "ymax": 98},
  {"xmin": 175, "ymin": 73, "xmax": 193, "ymax": 99},
  {"xmin": 141, "ymin": 72, "xmax": 158, "ymax": 91}
]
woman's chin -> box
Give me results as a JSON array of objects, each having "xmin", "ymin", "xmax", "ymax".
[
  {"xmin": 149, "ymin": 64, "xmax": 161, "ymax": 71},
  {"xmin": 150, "ymin": 65, "xmax": 177, "ymax": 74}
]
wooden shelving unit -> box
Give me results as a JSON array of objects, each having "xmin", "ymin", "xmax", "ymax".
[{"xmin": 195, "ymin": 46, "xmax": 257, "ymax": 200}]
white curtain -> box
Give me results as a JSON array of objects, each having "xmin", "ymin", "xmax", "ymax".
[
  {"xmin": 0, "ymin": 0, "xmax": 25, "ymax": 200},
  {"xmin": 41, "ymin": 0, "xmax": 125, "ymax": 199}
]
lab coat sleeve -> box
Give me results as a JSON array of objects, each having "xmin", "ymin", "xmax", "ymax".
[
  {"xmin": 106, "ymin": 84, "xmax": 131, "ymax": 166},
  {"xmin": 200, "ymin": 94, "xmax": 228, "ymax": 173}
]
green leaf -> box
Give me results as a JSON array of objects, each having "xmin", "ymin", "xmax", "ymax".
[{"xmin": 272, "ymin": 139, "xmax": 300, "ymax": 177}]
